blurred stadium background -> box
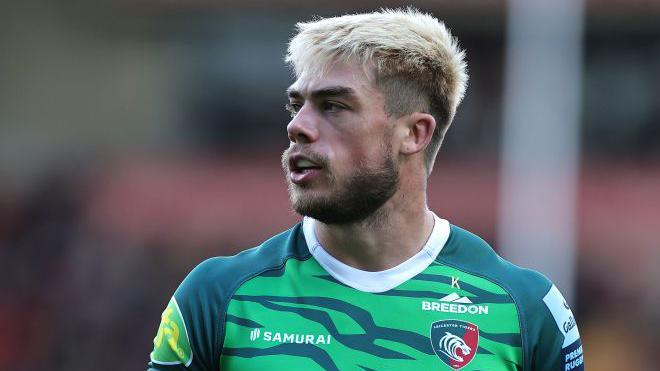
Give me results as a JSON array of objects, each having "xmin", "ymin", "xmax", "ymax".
[{"xmin": 1, "ymin": 0, "xmax": 659, "ymax": 370}]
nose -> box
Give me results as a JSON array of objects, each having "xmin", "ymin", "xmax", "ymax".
[{"xmin": 287, "ymin": 104, "xmax": 319, "ymax": 144}]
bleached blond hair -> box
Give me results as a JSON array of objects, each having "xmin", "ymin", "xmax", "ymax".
[{"xmin": 286, "ymin": 8, "xmax": 468, "ymax": 172}]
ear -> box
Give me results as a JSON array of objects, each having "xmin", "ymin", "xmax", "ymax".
[{"xmin": 399, "ymin": 112, "xmax": 436, "ymax": 155}]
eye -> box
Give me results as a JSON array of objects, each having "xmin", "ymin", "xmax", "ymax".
[
  {"xmin": 284, "ymin": 102, "xmax": 302, "ymax": 118},
  {"xmin": 320, "ymin": 101, "xmax": 346, "ymax": 113}
]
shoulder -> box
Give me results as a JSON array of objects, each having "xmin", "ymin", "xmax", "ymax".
[
  {"xmin": 440, "ymin": 224, "xmax": 583, "ymax": 370},
  {"xmin": 176, "ymin": 223, "xmax": 309, "ymax": 301},
  {"xmin": 150, "ymin": 223, "xmax": 309, "ymax": 369},
  {"xmin": 440, "ymin": 224, "xmax": 553, "ymax": 302}
]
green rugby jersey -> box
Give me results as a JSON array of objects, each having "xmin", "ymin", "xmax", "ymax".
[{"xmin": 148, "ymin": 215, "xmax": 583, "ymax": 371}]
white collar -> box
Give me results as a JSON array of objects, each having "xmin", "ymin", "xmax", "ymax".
[{"xmin": 302, "ymin": 213, "xmax": 450, "ymax": 293}]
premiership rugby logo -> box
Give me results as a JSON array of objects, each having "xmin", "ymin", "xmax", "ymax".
[{"xmin": 430, "ymin": 320, "xmax": 478, "ymax": 370}]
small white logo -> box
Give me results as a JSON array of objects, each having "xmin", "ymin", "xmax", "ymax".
[
  {"xmin": 440, "ymin": 292, "xmax": 473, "ymax": 304},
  {"xmin": 249, "ymin": 328, "xmax": 261, "ymax": 341},
  {"xmin": 438, "ymin": 332, "xmax": 472, "ymax": 362}
]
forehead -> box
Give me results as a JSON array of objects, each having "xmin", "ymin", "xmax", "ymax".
[{"xmin": 288, "ymin": 61, "xmax": 377, "ymax": 98}]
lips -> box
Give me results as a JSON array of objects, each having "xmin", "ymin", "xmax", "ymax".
[{"xmin": 288, "ymin": 154, "xmax": 323, "ymax": 184}]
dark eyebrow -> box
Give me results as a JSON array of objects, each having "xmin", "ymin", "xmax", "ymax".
[{"xmin": 287, "ymin": 86, "xmax": 357, "ymax": 101}]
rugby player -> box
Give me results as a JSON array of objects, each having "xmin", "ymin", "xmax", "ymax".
[{"xmin": 148, "ymin": 8, "xmax": 583, "ymax": 371}]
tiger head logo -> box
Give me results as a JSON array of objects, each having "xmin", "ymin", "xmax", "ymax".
[{"xmin": 438, "ymin": 332, "xmax": 472, "ymax": 362}]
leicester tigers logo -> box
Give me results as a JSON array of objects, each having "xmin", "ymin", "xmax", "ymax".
[{"xmin": 430, "ymin": 320, "xmax": 479, "ymax": 369}]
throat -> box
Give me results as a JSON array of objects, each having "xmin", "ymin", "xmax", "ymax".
[
  {"xmin": 302, "ymin": 212, "xmax": 449, "ymax": 292},
  {"xmin": 313, "ymin": 209, "xmax": 436, "ymax": 271}
]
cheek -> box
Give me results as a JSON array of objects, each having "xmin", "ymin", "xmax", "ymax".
[
  {"xmin": 337, "ymin": 139, "xmax": 371, "ymax": 164},
  {"xmin": 325, "ymin": 118, "xmax": 392, "ymax": 171},
  {"xmin": 331, "ymin": 145, "xmax": 385, "ymax": 180}
]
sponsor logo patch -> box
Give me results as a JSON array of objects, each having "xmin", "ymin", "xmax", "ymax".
[
  {"xmin": 249, "ymin": 328, "xmax": 332, "ymax": 346},
  {"xmin": 542, "ymin": 285, "xmax": 580, "ymax": 347},
  {"xmin": 422, "ymin": 293, "xmax": 489, "ymax": 315},
  {"xmin": 430, "ymin": 320, "xmax": 479, "ymax": 370}
]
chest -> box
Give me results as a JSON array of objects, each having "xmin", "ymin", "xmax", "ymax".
[{"xmin": 220, "ymin": 262, "xmax": 523, "ymax": 370}]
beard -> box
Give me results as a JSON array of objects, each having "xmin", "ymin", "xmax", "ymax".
[{"xmin": 282, "ymin": 146, "xmax": 400, "ymax": 225}]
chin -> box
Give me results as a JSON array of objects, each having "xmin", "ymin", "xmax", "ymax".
[{"xmin": 290, "ymin": 193, "xmax": 373, "ymax": 225}]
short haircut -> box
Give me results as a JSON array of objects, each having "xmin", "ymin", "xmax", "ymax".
[{"xmin": 286, "ymin": 7, "xmax": 468, "ymax": 173}]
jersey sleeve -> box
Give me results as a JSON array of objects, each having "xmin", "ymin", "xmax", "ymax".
[
  {"xmin": 146, "ymin": 225, "xmax": 304, "ymax": 371},
  {"xmin": 148, "ymin": 258, "xmax": 227, "ymax": 371},
  {"xmin": 530, "ymin": 284, "xmax": 584, "ymax": 371}
]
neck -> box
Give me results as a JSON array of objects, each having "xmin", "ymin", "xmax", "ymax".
[{"xmin": 314, "ymin": 179, "xmax": 434, "ymax": 271}]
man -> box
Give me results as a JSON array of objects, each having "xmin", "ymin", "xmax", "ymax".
[{"xmin": 148, "ymin": 8, "xmax": 583, "ymax": 371}]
